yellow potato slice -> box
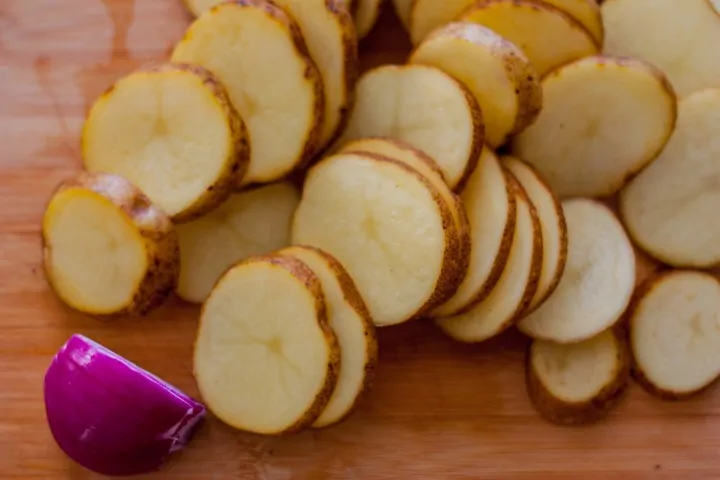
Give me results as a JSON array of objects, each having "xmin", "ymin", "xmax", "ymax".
[
  {"xmin": 172, "ymin": 0, "xmax": 324, "ymax": 185},
  {"xmin": 354, "ymin": 0, "xmax": 383, "ymax": 38},
  {"xmin": 512, "ymin": 56, "xmax": 677, "ymax": 198},
  {"xmin": 620, "ymin": 89, "xmax": 720, "ymax": 268},
  {"xmin": 410, "ymin": 22, "xmax": 542, "ymax": 146},
  {"xmin": 176, "ymin": 182, "xmax": 300, "ymax": 304},
  {"xmin": 42, "ymin": 173, "xmax": 179, "ymax": 316},
  {"xmin": 602, "ymin": 0, "xmax": 720, "ymax": 96},
  {"xmin": 195, "ymin": 255, "xmax": 340, "ymax": 434},
  {"xmin": 82, "ymin": 63, "xmax": 248, "ymax": 222}
]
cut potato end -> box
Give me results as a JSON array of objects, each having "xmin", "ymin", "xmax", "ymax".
[
  {"xmin": 42, "ymin": 173, "xmax": 179, "ymax": 316},
  {"xmin": 602, "ymin": 0, "xmax": 720, "ymax": 97},
  {"xmin": 620, "ymin": 89, "xmax": 720, "ymax": 269},
  {"xmin": 82, "ymin": 63, "xmax": 248, "ymax": 222},
  {"xmin": 292, "ymin": 152, "xmax": 462, "ymax": 326},
  {"xmin": 432, "ymin": 148, "xmax": 516, "ymax": 317},
  {"xmin": 410, "ymin": 22, "xmax": 542, "ymax": 146},
  {"xmin": 518, "ymin": 199, "xmax": 636, "ymax": 343},
  {"xmin": 502, "ymin": 156, "xmax": 567, "ymax": 312},
  {"xmin": 195, "ymin": 255, "xmax": 340, "ymax": 434},
  {"xmin": 176, "ymin": 182, "xmax": 300, "ymax": 304},
  {"xmin": 354, "ymin": 0, "xmax": 383, "ymax": 38},
  {"xmin": 512, "ymin": 55, "xmax": 677, "ymax": 198},
  {"xmin": 278, "ymin": 246, "xmax": 377, "ymax": 427},
  {"xmin": 527, "ymin": 329, "xmax": 629, "ymax": 425},
  {"xmin": 334, "ymin": 64, "xmax": 484, "ymax": 190},
  {"xmin": 172, "ymin": 0, "xmax": 324, "ymax": 185},
  {"xmin": 436, "ymin": 175, "xmax": 542, "ymax": 343},
  {"xmin": 629, "ymin": 271, "xmax": 720, "ymax": 399}
]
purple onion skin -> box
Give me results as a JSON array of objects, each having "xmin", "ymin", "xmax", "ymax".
[{"xmin": 44, "ymin": 334, "xmax": 206, "ymax": 476}]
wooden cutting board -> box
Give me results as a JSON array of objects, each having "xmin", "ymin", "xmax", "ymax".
[{"xmin": 1, "ymin": 1, "xmax": 718, "ymax": 478}]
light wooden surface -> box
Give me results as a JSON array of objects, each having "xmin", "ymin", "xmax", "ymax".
[{"xmin": 1, "ymin": 1, "xmax": 719, "ymax": 478}]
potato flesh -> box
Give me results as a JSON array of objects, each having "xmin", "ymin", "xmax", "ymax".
[
  {"xmin": 172, "ymin": 3, "xmax": 320, "ymax": 184},
  {"xmin": 43, "ymin": 188, "xmax": 147, "ymax": 314},
  {"xmin": 293, "ymin": 154, "xmax": 447, "ymax": 326},
  {"xmin": 540, "ymin": 0, "xmax": 603, "ymax": 44},
  {"xmin": 176, "ymin": 182, "xmax": 300, "ymax": 303},
  {"xmin": 620, "ymin": 89, "xmax": 720, "ymax": 268},
  {"xmin": 83, "ymin": 69, "xmax": 233, "ymax": 217},
  {"xmin": 354, "ymin": 0, "xmax": 382, "ymax": 38},
  {"xmin": 602, "ymin": 0, "xmax": 720, "ymax": 97},
  {"xmin": 195, "ymin": 261, "xmax": 332, "ymax": 434},
  {"xmin": 512, "ymin": 56, "xmax": 676, "ymax": 198},
  {"xmin": 531, "ymin": 330, "xmax": 619, "ymax": 403},
  {"xmin": 518, "ymin": 200, "xmax": 635, "ymax": 343},
  {"xmin": 631, "ymin": 272, "xmax": 720, "ymax": 395}
]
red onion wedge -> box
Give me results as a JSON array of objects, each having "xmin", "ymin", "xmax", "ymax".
[{"xmin": 44, "ymin": 334, "xmax": 206, "ymax": 476}]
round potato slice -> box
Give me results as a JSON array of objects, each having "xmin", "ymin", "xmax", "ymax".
[
  {"xmin": 436, "ymin": 175, "xmax": 543, "ymax": 343},
  {"xmin": 458, "ymin": 0, "xmax": 599, "ymax": 76},
  {"xmin": 527, "ymin": 329, "xmax": 629, "ymax": 425},
  {"xmin": 279, "ymin": 246, "xmax": 378, "ymax": 428},
  {"xmin": 82, "ymin": 63, "xmax": 248, "ymax": 222},
  {"xmin": 42, "ymin": 173, "xmax": 179, "ymax": 316},
  {"xmin": 292, "ymin": 152, "xmax": 464, "ymax": 326},
  {"xmin": 629, "ymin": 271, "xmax": 720, "ymax": 399},
  {"xmin": 512, "ymin": 56, "xmax": 677, "ymax": 198},
  {"xmin": 410, "ymin": 22, "xmax": 542, "ymax": 147},
  {"xmin": 620, "ymin": 89, "xmax": 720, "ymax": 269},
  {"xmin": 176, "ymin": 182, "xmax": 300, "ymax": 304},
  {"xmin": 602, "ymin": 0, "xmax": 720, "ymax": 97},
  {"xmin": 502, "ymin": 156, "xmax": 567, "ymax": 312},
  {"xmin": 354, "ymin": 0, "xmax": 383, "ymax": 38},
  {"xmin": 518, "ymin": 199, "xmax": 636, "ymax": 344},
  {"xmin": 195, "ymin": 255, "xmax": 340, "ymax": 434},
  {"xmin": 172, "ymin": 0, "xmax": 324, "ymax": 186}
]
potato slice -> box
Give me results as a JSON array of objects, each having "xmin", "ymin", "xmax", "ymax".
[
  {"xmin": 292, "ymin": 152, "xmax": 464, "ymax": 326},
  {"xmin": 82, "ymin": 63, "xmax": 248, "ymax": 222},
  {"xmin": 334, "ymin": 65, "xmax": 484, "ymax": 190},
  {"xmin": 279, "ymin": 246, "xmax": 377, "ymax": 427},
  {"xmin": 409, "ymin": 22, "xmax": 542, "ymax": 147},
  {"xmin": 436, "ymin": 175, "xmax": 543, "ymax": 343},
  {"xmin": 629, "ymin": 271, "xmax": 720, "ymax": 399},
  {"xmin": 512, "ymin": 56, "xmax": 677, "ymax": 198},
  {"xmin": 502, "ymin": 156, "xmax": 567, "ymax": 312},
  {"xmin": 195, "ymin": 255, "xmax": 339, "ymax": 434},
  {"xmin": 391, "ymin": 0, "xmax": 413, "ymax": 28},
  {"xmin": 527, "ymin": 329, "xmax": 629, "ymax": 425},
  {"xmin": 602, "ymin": 0, "xmax": 720, "ymax": 97},
  {"xmin": 518, "ymin": 199, "xmax": 635, "ymax": 343},
  {"xmin": 42, "ymin": 173, "xmax": 179, "ymax": 316},
  {"xmin": 619, "ymin": 89, "xmax": 720, "ymax": 269},
  {"xmin": 172, "ymin": 0, "xmax": 324, "ymax": 186},
  {"xmin": 176, "ymin": 182, "xmax": 300, "ymax": 304},
  {"xmin": 354, "ymin": 0, "xmax": 383, "ymax": 38}
]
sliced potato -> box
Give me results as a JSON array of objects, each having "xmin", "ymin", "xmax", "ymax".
[
  {"xmin": 172, "ymin": 0, "xmax": 324, "ymax": 185},
  {"xmin": 195, "ymin": 255, "xmax": 340, "ymax": 434},
  {"xmin": 502, "ymin": 156, "xmax": 567, "ymax": 312},
  {"xmin": 619, "ymin": 89, "xmax": 720, "ymax": 269},
  {"xmin": 602, "ymin": 0, "xmax": 720, "ymax": 97},
  {"xmin": 176, "ymin": 182, "xmax": 300, "ymax": 304},
  {"xmin": 436, "ymin": 175, "xmax": 543, "ymax": 343},
  {"xmin": 512, "ymin": 56, "xmax": 677, "ymax": 198},
  {"xmin": 518, "ymin": 199, "xmax": 635, "ymax": 343},
  {"xmin": 42, "ymin": 173, "xmax": 179, "ymax": 316},
  {"xmin": 629, "ymin": 271, "xmax": 720, "ymax": 399},
  {"xmin": 527, "ymin": 329, "xmax": 629, "ymax": 425},
  {"xmin": 82, "ymin": 63, "xmax": 248, "ymax": 222},
  {"xmin": 292, "ymin": 152, "xmax": 464, "ymax": 326},
  {"xmin": 391, "ymin": 0, "xmax": 413, "ymax": 28},
  {"xmin": 432, "ymin": 148, "xmax": 516, "ymax": 317},
  {"xmin": 279, "ymin": 246, "xmax": 377, "ymax": 427},
  {"xmin": 334, "ymin": 65, "xmax": 484, "ymax": 190},
  {"xmin": 457, "ymin": 0, "xmax": 599, "ymax": 76},
  {"xmin": 409, "ymin": 22, "xmax": 542, "ymax": 147},
  {"xmin": 540, "ymin": 0, "xmax": 603, "ymax": 44},
  {"xmin": 354, "ymin": 0, "xmax": 383, "ymax": 38}
]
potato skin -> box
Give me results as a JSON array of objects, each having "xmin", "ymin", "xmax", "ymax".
[
  {"xmin": 42, "ymin": 172, "xmax": 180, "ymax": 317},
  {"xmin": 526, "ymin": 328, "xmax": 631, "ymax": 425}
]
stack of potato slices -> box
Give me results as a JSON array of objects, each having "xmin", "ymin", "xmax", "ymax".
[{"xmin": 41, "ymin": 0, "xmax": 720, "ymax": 432}]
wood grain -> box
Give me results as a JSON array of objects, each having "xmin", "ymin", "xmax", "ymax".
[{"xmin": 0, "ymin": 0, "xmax": 718, "ymax": 478}]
